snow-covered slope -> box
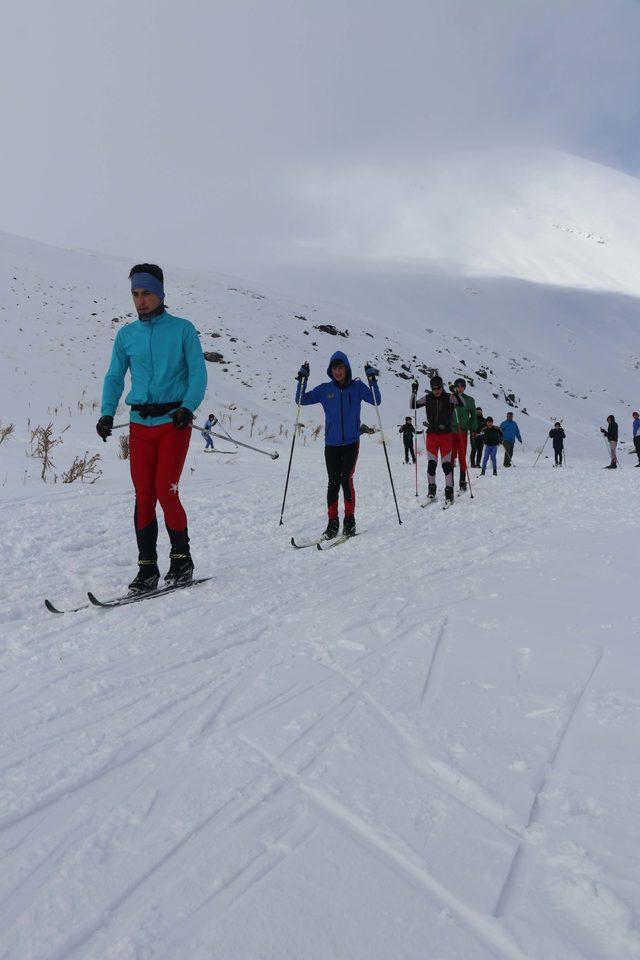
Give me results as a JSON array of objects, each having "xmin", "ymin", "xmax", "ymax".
[{"xmin": 2, "ymin": 150, "xmax": 640, "ymax": 960}]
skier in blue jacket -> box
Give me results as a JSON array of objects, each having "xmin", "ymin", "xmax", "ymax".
[
  {"xmin": 96, "ymin": 263, "xmax": 207, "ymax": 592},
  {"xmin": 295, "ymin": 351, "xmax": 381, "ymax": 538},
  {"xmin": 499, "ymin": 412, "xmax": 523, "ymax": 467}
]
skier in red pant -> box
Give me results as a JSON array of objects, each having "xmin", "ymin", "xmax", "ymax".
[{"xmin": 96, "ymin": 263, "xmax": 207, "ymax": 592}]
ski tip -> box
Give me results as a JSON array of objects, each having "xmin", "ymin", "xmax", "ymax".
[{"xmin": 44, "ymin": 599, "xmax": 63, "ymax": 614}]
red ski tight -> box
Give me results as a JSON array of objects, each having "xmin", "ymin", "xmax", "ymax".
[{"xmin": 129, "ymin": 422, "xmax": 191, "ymax": 532}]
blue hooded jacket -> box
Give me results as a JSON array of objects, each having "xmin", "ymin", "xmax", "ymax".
[
  {"xmin": 500, "ymin": 418, "xmax": 523, "ymax": 443},
  {"xmin": 101, "ymin": 310, "xmax": 208, "ymax": 426},
  {"xmin": 295, "ymin": 351, "xmax": 381, "ymax": 446}
]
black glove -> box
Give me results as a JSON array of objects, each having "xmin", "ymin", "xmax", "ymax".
[
  {"xmin": 600, "ymin": 427, "xmax": 607, "ymax": 435},
  {"xmin": 96, "ymin": 415, "xmax": 113, "ymax": 442},
  {"xmin": 296, "ymin": 362, "xmax": 310, "ymax": 382},
  {"xmin": 172, "ymin": 407, "xmax": 193, "ymax": 429},
  {"xmin": 365, "ymin": 363, "xmax": 379, "ymax": 382},
  {"xmin": 411, "ymin": 378, "xmax": 419, "ymax": 394}
]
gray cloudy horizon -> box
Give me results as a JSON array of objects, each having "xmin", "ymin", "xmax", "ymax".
[{"xmin": 1, "ymin": 0, "xmax": 639, "ymax": 274}]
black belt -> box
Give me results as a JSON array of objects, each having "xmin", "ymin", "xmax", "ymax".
[{"xmin": 131, "ymin": 401, "xmax": 182, "ymax": 419}]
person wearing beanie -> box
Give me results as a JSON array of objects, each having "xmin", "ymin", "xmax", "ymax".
[
  {"xmin": 471, "ymin": 406, "xmax": 487, "ymax": 468},
  {"xmin": 549, "ymin": 422, "xmax": 566, "ymax": 466},
  {"xmin": 632, "ymin": 411, "xmax": 640, "ymax": 466},
  {"xmin": 410, "ymin": 374, "xmax": 464, "ymax": 505},
  {"xmin": 399, "ymin": 416, "xmax": 417, "ymax": 464},
  {"xmin": 600, "ymin": 415, "xmax": 619, "ymax": 468},
  {"xmin": 478, "ymin": 417, "xmax": 503, "ymax": 475},
  {"xmin": 96, "ymin": 263, "xmax": 208, "ymax": 592},
  {"xmin": 449, "ymin": 376, "xmax": 477, "ymax": 491}
]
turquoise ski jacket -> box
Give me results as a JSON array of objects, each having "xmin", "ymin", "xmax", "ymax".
[{"xmin": 101, "ymin": 310, "xmax": 207, "ymax": 426}]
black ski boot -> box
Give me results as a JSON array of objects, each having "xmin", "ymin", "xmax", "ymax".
[
  {"xmin": 459, "ymin": 480, "xmax": 467, "ymax": 492},
  {"xmin": 493, "ymin": 469, "xmax": 498, "ymax": 476},
  {"xmin": 444, "ymin": 487, "xmax": 454, "ymax": 505},
  {"xmin": 128, "ymin": 561, "xmax": 160, "ymax": 594},
  {"xmin": 427, "ymin": 482, "xmax": 437, "ymax": 500},
  {"xmin": 164, "ymin": 553, "xmax": 194, "ymax": 585},
  {"xmin": 323, "ymin": 518, "xmax": 340, "ymax": 539},
  {"xmin": 343, "ymin": 515, "xmax": 356, "ymax": 537}
]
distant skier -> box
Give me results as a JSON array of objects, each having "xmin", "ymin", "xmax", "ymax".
[
  {"xmin": 202, "ymin": 414, "xmax": 216, "ymax": 451},
  {"xmin": 549, "ymin": 422, "xmax": 566, "ymax": 466},
  {"xmin": 633, "ymin": 412, "xmax": 640, "ymax": 466},
  {"xmin": 410, "ymin": 375, "xmax": 464, "ymax": 504},
  {"xmin": 500, "ymin": 412, "xmax": 523, "ymax": 467},
  {"xmin": 600, "ymin": 415, "xmax": 619, "ymax": 468},
  {"xmin": 449, "ymin": 377, "xmax": 477, "ymax": 491},
  {"xmin": 478, "ymin": 418, "xmax": 503, "ymax": 476},
  {"xmin": 295, "ymin": 352, "xmax": 381, "ymax": 538},
  {"xmin": 470, "ymin": 406, "xmax": 487, "ymax": 468},
  {"xmin": 399, "ymin": 417, "xmax": 416, "ymax": 464},
  {"xmin": 96, "ymin": 263, "xmax": 207, "ymax": 592}
]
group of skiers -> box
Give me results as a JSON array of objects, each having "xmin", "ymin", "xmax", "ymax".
[{"xmin": 95, "ymin": 263, "xmax": 639, "ymax": 592}]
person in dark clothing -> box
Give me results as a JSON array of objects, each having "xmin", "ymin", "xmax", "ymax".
[
  {"xmin": 471, "ymin": 407, "xmax": 487, "ymax": 467},
  {"xmin": 478, "ymin": 418, "xmax": 503, "ymax": 475},
  {"xmin": 632, "ymin": 411, "xmax": 640, "ymax": 466},
  {"xmin": 295, "ymin": 352, "xmax": 381, "ymax": 537},
  {"xmin": 600, "ymin": 415, "xmax": 619, "ymax": 468},
  {"xmin": 399, "ymin": 417, "xmax": 416, "ymax": 464},
  {"xmin": 410, "ymin": 375, "xmax": 463, "ymax": 503},
  {"xmin": 549, "ymin": 422, "xmax": 566, "ymax": 466}
]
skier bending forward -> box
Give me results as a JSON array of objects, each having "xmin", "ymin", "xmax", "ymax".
[
  {"xmin": 295, "ymin": 352, "xmax": 380, "ymax": 539},
  {"xmin": 96, "ymin": 263, "xmax": 207, "ymax": 593}
]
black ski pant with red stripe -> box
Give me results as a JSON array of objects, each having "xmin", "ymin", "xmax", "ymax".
[{"xmin": 325, "ymin": 442, "xmax": 359, "ymax": 519}]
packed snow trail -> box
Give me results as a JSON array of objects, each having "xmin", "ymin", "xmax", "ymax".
[{"xmin": 1, "ymin": 448, "xmax": 639, "ymax": 960}]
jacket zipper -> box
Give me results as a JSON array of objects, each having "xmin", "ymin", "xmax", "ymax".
[{"xmin": 340, "ymin": 388, "xmax": 345, "ymax": 444}]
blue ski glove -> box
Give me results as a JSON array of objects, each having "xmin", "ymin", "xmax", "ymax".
[
  {"xmin": 296, "ymin": 362, "xmax": 310, "ymax": 383},
  {"xmin": 365, "ymin": 363, "xmax": 379, "ymax": 382},
  {"xmin": 96, "ymin": 415, "xmax": 113, "ymax": 442}
]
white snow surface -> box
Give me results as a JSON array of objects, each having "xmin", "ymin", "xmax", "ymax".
[{"xmin": 2, "ymin": 149, "xmax": 640, "ymax": 959}]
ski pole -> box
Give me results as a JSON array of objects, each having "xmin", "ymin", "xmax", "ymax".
[
  {"xmin": 533, "ymin": 434, "xmax": 551, "ymax": 467},
  {"xmin": 453, "ymin": 405, "xmax": 474, "ymax": 499},
  {"xmin": 413, "ymin": 379, "xmax": 419, "ymax": 498},
  {"xmin": 366, "ymin": 363, "xmax": 402, "ymax": 525},
  {"xmin": 111, "ymin": 420, "xmax": 280, "ymax": 459},
  {"xmin": 279, "ymin": 366, "xmax": 307, "ymax": 525}
]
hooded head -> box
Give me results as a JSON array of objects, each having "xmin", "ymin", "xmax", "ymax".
[
  {"xmin": 327, "ymin": 351, "xmax": 352, "ymax": 385},
  {"xmin": 430, "ymin": 375, "xmax": 444, "ymax": 390}
]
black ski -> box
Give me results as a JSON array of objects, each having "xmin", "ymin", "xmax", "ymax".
[
  {"xmin": 291, "ymin": 535, "xmax": 329, "ymax": 549},
  {"xmin": 45, "ymin": 597, "xmax": 92, "ymax": 615},
  {"xmin": 87, "ymin": 577, "xmax": 213, "ymax": 609},
  {"xmin": 45, "ymin": 577, "xmax": 212, "ymax": 614}
]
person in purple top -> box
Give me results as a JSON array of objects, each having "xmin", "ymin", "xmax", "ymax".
[{"xmin": 633, "ymin": 411, "xmax": 640, "ymax": 466}]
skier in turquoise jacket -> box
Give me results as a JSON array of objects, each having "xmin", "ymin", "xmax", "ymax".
[{"xmin": 97, "ymin": 263, "xmax": 207, "ymax": 593}]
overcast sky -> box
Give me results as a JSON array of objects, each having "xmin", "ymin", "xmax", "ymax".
[{"xmin": 1, "ymin": 0, "xmax": 640, "ymax": 274}]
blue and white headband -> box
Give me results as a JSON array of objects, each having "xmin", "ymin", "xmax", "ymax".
[{"xmin": 130, "ymin": 271, "xmax": 165, "ymax": 301}]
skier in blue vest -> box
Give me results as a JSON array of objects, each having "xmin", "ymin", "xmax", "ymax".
[{"xmin": 295, "ymin": 351, "xmax": 381, "ymax": 538}]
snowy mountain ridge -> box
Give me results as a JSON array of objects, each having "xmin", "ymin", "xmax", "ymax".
[{"xmin": 2, "ymin": 149, "xmax": 640, "ymax": 481}]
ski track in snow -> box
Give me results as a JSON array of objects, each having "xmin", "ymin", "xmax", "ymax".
[{"xmin": 1, "ymin": 450, "xmax": 640, "ymax": 959}]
